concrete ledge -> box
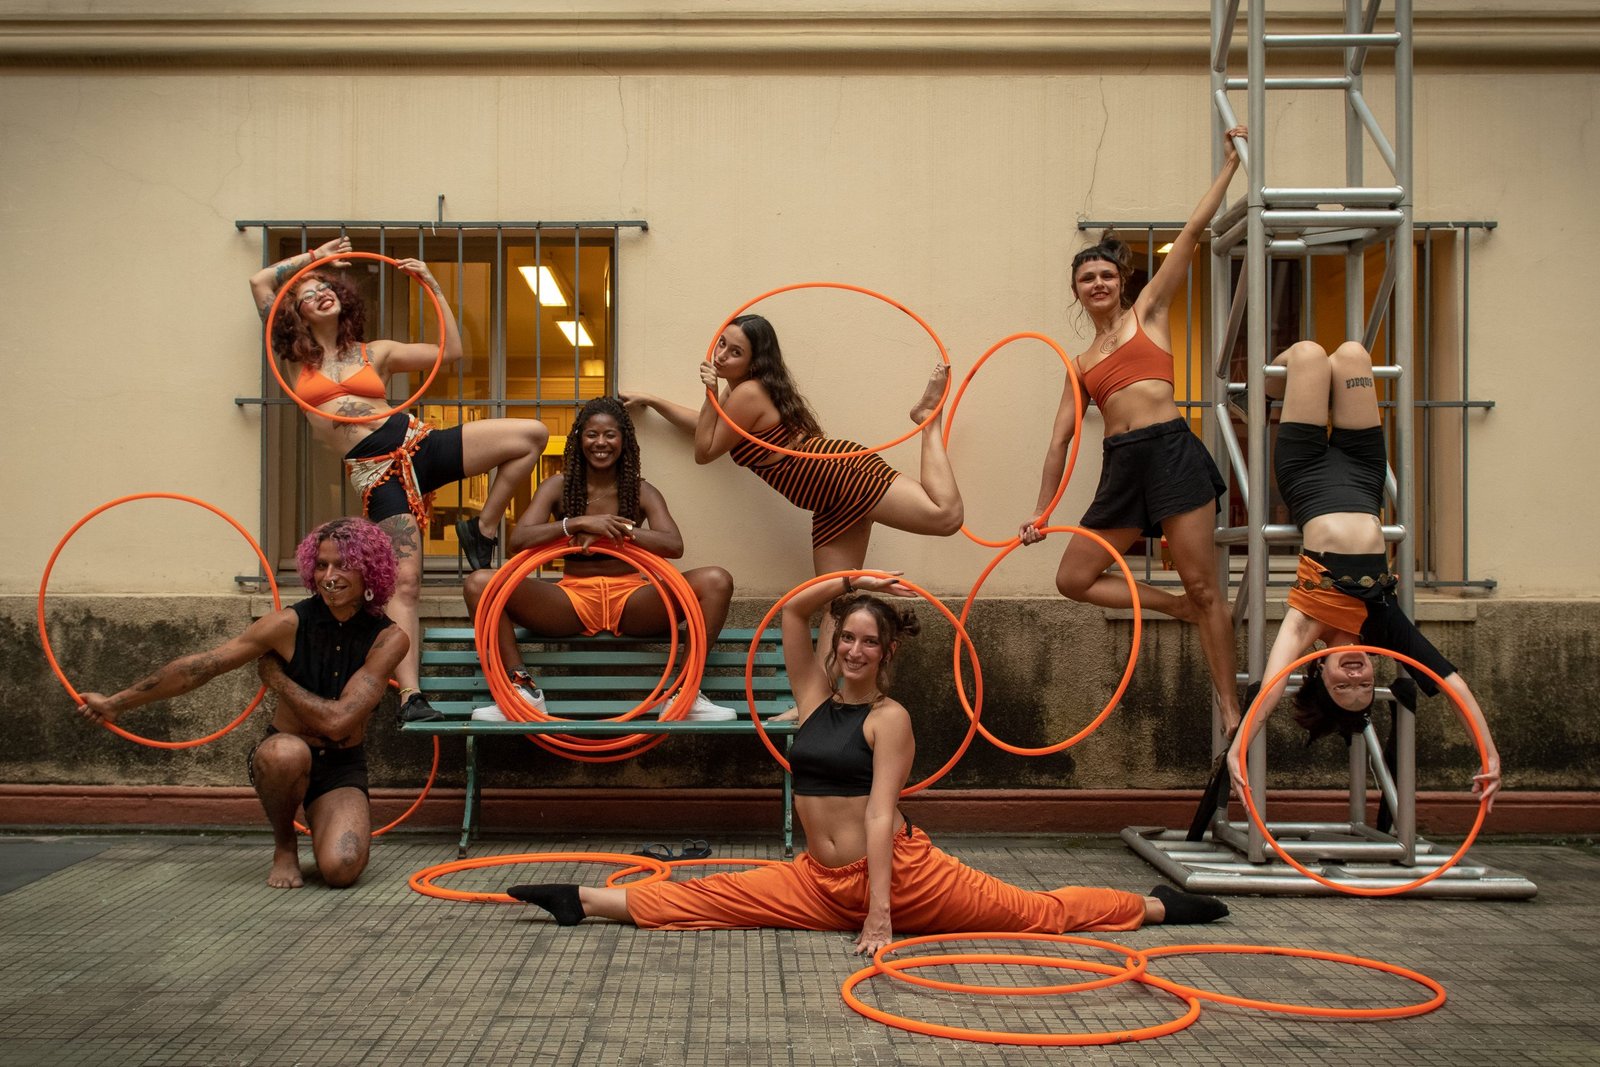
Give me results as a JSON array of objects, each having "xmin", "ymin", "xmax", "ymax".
[{"xmin": 4, "ymin": 785, "xmax": 1597, "ymax": 836}]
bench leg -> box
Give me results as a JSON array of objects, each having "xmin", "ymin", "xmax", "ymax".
[
  {"xmin": 458, "ymin": 735, "xmax": 480, "ymax": 859},
  {"xmin": 783, "ymin": 734, "xmax": 794, "ymax": 859}
]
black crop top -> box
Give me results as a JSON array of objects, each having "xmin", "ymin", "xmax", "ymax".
[{"xmin": 790, "ymin": 697, "xmax": 876, "ymax": 797}]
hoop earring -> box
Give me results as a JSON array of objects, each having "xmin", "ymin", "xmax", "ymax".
[{"xmin": 363, "ymin": 588, "xmax": 374, "ymax": 602}]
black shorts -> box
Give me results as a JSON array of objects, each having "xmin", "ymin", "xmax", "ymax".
[
  {"xmin": 249, "ymin": 727, "xmax": 370, "ymax": 809},
  {"xmin": 344, "ymin": 413, "xmax": 466, "ymax": 523},
  {"xmin": 1274, "ymin": 422, "xmax": 1386, "ymax": 529},
  {"xmin": 1080, "ymin": 418, "xmax": 1226, "ymax": 537}
]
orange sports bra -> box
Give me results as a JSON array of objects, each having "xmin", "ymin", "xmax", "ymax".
[
  {"xmin": 293, "ymin": 343, "xmax": 387, "ymax": 408},
  {"xmin": 1079, "ymin": 318, "xmax": 1175, "ymax": 409}
]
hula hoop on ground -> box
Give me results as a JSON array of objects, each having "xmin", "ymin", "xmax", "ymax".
[
  {"xmin": 38, "ymin": 493, "xmax": 282, "ymax": 750},
  {"xmin": 842, "ymin": 955, "xmax": 1201, "ymax": 1047},
  {"xmin": 604, "ymin": 856, "xmax": 782, "ymax": 888},
  {"xmin": 475, "ymin": 541, "xmax": 706, "ymax": 762},
  {"xmin": 873, "ymin": 932, "xmax": 1148, "ymax": 996},
  {"xmin": 744, "ymin": 570, "xmax": 983, "ymax": 796},
  {"xmin": 955, "ymin": 526, "xmax": 1141, "ymax": 756},
  {"xmin": 1236, "ymin": 645, "xmax": 1492, "ymax": 896},
  {"xmin": 409, "ymin": 850, "xmax": 671, "ymax": 904},
  {"xmin": 941, "ymin": 332, "xmax": 1083, "ymax": 547},
  {"xmin": 704, "ymin": 282, "xmax": 950, "ymax": 460},
  {"xmin": 1137, "ymin": 943, "xmax": 1447, "ymax": 1019},
  {"xmin": 263, "ymin": 251, "xmax": 447, "ymax": 424}
]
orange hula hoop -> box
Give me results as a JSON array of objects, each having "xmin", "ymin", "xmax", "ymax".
[
  {"xmin": 38, "ymin": 493, "xmax": 281, "ymax": 749},
  {"xmin": 873, "ymin": 932, "xmax": 1148, "ymax": 996},
  {"xmin": 475, "ymin": 541, "xmax": 706, "ymax": 762},
  {"xmin": 263, "ymin": 251, "xmax": 447, "ymax": 424},
  {"xmin": 1138, "ymin": 943, "xmax": 1446, "ymax": 1018},
  {"xmin": 842, "ymin": 955, "xmax": 1201, "ymax": 1047},
  {"xmin": 704, "ymin": 282, "xmax": 950, "ymax": 460},
  {"xmin": 743, "ymin": 570, "xmax": 983, "ymax": 797},
  {"xmin": 603, "ymin": 856, "xmax": 782, "ymax": 888},
  {"xmin": 408, "ymin": 850, "xmax": 670, "ymax": 904},
  {"xmin": 1235, "ymin": 645, "xmax": 1493, "ymax": 896},
  {"xmin": 955, "ymin": 526, "xmax": 1141, "ymax": 756},
  {"xmin": 941, "ymin": 332, "xmax": 1083, "ymax": 548}
]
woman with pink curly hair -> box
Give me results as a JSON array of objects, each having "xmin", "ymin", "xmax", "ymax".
[{"xmin": 78, "ymin": 517, "xmax": 408, "ymax": 890}]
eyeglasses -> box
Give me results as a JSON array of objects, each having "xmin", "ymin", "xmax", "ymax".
[{"xmin": 297, "ymin": 283, "xmax": 334, "ymax": 306}]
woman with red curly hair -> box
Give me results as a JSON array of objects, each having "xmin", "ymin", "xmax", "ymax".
[
  {"xmin": 78, "ymin": 518, "xmax": 409, "ymax": 890},
  {"xmin": 251, "ymin": 237, "xmax": 549, "ymax": 723}
]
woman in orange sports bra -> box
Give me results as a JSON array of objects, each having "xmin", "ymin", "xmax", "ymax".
[
  {"xmin": 621, "ymin": 313, "xmax": 963, "ymax": 577},
  {"xmin": 1020, "ymin": 126, "xmax": 1247, "ymax": 735},
  {"xmin": 250, "ymin": 236, "xmax": 549, "ymax": 723}
]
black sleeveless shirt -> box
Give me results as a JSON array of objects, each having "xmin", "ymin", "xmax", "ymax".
[
  {"xmin": 790, "ymin": 697, "xmax": 875, "ymax": 797},
  {"xmin": 287, "ymin": 595, "xmax": 393, "ymax": 700}
]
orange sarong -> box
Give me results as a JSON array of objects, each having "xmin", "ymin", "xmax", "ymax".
[{"xmin": 625, "ymin": 825, "xmax": 1146, "ymax": 934}]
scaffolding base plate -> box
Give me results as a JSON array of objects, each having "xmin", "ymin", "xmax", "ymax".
[{"xmin": 1122, "ymin": 824, "xmax": 1537, "ymax": 899}]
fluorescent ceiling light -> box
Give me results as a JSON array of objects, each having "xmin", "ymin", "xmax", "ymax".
[
  {"xmin": 517, "ymin": 265, "xmax": 568, "ymax": 307},
  {"xmin": 1156, "ymin": 242, "xmax": 1175, "ymax": 254},
  {"xmin": 557, "ymin": 320, "xmax": 595, "ymax": 347}
]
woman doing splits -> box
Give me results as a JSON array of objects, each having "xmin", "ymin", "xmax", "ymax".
[
  {"xmin": 1022, "ymin": 128, "xmax": 1248, "ymax": 733},
  {"xmin": 506, "ymin": 571, "xmax": 1228, "ymax": 951},
  {"xmin": 1224, "ymin": 341, "xmax": 1501, "ymax": 807},
  {"xmin": 76, "ymin": 518, "xmax": 408, "ymax": 889},
  {"xmin": 622, "ymin": 314, "xmax": 962, "ymax": 576},
  {"xmin": 462, "ymin": 396, "xmax": 738, "ymax": 722},
  {"xmin": 251, "ymin": 237, "xmax": 549, "ymax": 723}
]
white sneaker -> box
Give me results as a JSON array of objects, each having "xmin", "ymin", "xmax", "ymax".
[
  {"xmin": 511, "ymin": 681, "xmax": 549, "ymax": 715},
  {"xmin": 684, "ymin": 692, "xmax": 737, "ymax": 722},
  {"xmin": 471, "ymin": 677, "xmax": 548, "ymax": 722}
]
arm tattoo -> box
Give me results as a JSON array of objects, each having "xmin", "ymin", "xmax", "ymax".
[{"xmin": 1345, "ymin": 376, "xmax": 1374, "ymax": 389}]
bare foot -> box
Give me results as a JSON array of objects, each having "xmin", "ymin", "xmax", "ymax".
[
  {"xmin": 769, "ymin": 706, "xmax": 799, "ymax": 723},
  {"xmin": 267, "ymin": 847, "xmax": 304, "ymax": 889},
  {"xmin": 909, "ymin": 363, "xmax": 949, "ymax": 424}
]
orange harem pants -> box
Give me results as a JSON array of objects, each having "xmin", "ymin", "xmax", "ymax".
[{"xmin": 625, "ymin": 825, "xmax": 1146, "ymax": 934}]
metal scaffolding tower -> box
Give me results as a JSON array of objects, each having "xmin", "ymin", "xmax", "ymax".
[{"xmin": 1122, "ymin": 0, "xmax": 1534, "ymax": 898}]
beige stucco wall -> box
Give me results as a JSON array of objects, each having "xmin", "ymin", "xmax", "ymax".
[{"xmin": 2, "ymin": 3, "xmax": 1597, "ymax": 604}]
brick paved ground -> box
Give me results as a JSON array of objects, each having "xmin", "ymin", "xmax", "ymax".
[{"xmin": 1, "ymin": 832, "xmax": 1595, "ymax": 1066}]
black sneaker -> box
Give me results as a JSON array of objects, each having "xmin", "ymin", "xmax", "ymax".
[
  {"xmin": 456, "ymin": 516, "xmax": 499, "ymax": 571},
  {"xmin": 399, "ymin": 692, "xmax": 443, "ymax": 724}
]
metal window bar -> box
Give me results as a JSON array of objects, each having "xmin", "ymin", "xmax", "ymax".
[{"xmin": 234, "ymin": 217, "xmax": 647, "ymax": 585}]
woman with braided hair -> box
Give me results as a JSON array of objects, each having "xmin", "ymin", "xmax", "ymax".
[
  {"xmin": 250, "ymin": 237, "xmax": 548, "ymax": 724},
  {"xmin": 462, "ymin": 396, "xmax": 738, "ymax": 721}
]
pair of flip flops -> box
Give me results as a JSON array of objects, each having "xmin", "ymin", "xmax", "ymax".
[{"xmin": 632, "ymin": 839, "xmax": 712, "ymax": 862}]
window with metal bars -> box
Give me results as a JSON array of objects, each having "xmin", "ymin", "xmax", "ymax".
[{"xmin": 235, "ymin": 218, "xmax": 647, "ymax": 581}]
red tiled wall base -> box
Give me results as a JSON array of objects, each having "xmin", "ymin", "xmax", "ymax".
[{"xmin": 2, "ymin": 785, "xmax": 1595, "ymax": 836}]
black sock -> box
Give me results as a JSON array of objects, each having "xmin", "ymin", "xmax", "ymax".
[
  {"xmin": 507, "ymin": 883, "xmax": 585, "ymax": 925},
  {"xmin": 1151, "ymin": 884, "xmax": 1229, "ymax": 924}
]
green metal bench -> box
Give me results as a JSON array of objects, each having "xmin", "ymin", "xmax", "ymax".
[{"xmin": 401, "ymin": 626, "xmax": 798, "ymax": 857}]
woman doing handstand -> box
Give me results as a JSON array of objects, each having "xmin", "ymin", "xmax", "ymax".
[
  {"xmin": 1225, "ymin": 340, "xmax": 1501, "ymax": 806},
  {"xmin": 250, "ymin": 237, "xmax": 549, "ymax": 722},
  {"xmin": 506, "ymin": 570, "xmax": 1228, "ymax": 951}
]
